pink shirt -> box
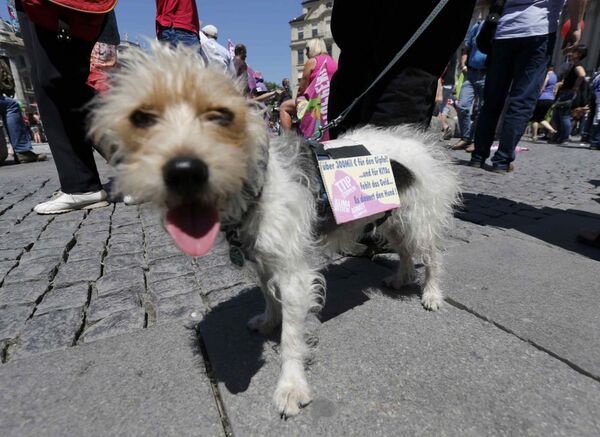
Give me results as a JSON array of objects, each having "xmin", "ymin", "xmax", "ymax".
[{"xmin": 310, "ymin": 54, "xmax": 338, "ymax": 83}]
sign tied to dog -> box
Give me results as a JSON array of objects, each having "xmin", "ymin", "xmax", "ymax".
[{"xmin": 318, "ymin": 153, "xmax": 401, "ymax": 224}]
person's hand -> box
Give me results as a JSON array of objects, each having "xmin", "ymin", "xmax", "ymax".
[{"xmin": 562, "ymin": 27, "xmax": 582, "ymax": 53}]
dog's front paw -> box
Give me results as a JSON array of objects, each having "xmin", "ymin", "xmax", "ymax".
[
  {"xmin": 421, "ymin": 289, "xmax": 442, "ymax": 311},
  {"xmin": 274, "ymin": 375, "xmax": 312, "ymax": 418},
  {"xmin": 247, "ymin": 313, "xmax": 280, "ymax": 335}
]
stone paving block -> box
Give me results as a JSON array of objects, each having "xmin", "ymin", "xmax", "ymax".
[
  {"xmin": 0, "ymin": 260, "xmax": 17, "ymax": 281},
  {"xmin": 145, "ymin": 242, "xmax": 183, "ymax": 261},
  {"xmin": 88, "ymin": 289, "xmax": 142, "ymax": 323},
  {"xmin": 105, "ymin": 240, "xmax": 143, "ymax": 256},
  {"xmin": 0, "ymin": 322, "xmax": 223, "ymax": 436},
  {"xmin": 31, "ymin": 237, "xmax": 72, "ymax": 250},
  {"xmin": 109, "ymin": 232, "xmax": 144, "ymax": 247},
  {"xmin": 20, "ymin": 248, "xmax": 62, "ymax": 263},
  {"xmin": 111, "ymin": 224, "xmax": 143, "ymax": 236},
  {"xmin": 12, "ymin": 308, "xmax": 83, "ymax": 359},
  {"xmin": 0, "ymin": 304, "xmax": 33, "ymax": 341},
  {"xmin": 75, "ymin": 231, "xmax": 109, "ymax": 246},
  {"xmin": 36, "ymin": 283, "xmax": 89, "ymax": 315},
  {"xmin": 82, "ymin": 308, "xmax": 145, "ymax": 343},
  {"xmin": 102, "ymin": 253, "xmax": 146, "ymax": 274},
  {"xmin": 66, "ymin": 243, "xmax": 105, "ymax": 262},
  {"xmin": 146, "ymin": 256, "xmax": 195, "ymax": 284},
  {"xmin": 52, "ymin": 258, "xmax": 103, "ymax": 288},
  {"xmin": 195, "ymin": 264, "xmax": 254, "ymax": 293},
  {"xmin": 156, "ymin": 291, "xmax": 205, "ymax": 324},
  {"xmin": 443, "ymin": 233, "xmax": 600, "ymax": 378},
  {"xmin": 201, "ymin": 294, "xmax": 600, "ymax": 436},
  {"xmin": 3, "ymin": 257, "xmax": 59, "ymax": 285},
  {"xmin": 148, "ymin": 273, "xmax": 198, "ymax": 298},
  {"xmin": 0, "ymin": 248, "xmax": 22, "ymax": 262},
  {"xmin": 206, "ymin": 283, "xmax": 260, "ymax": 309},
  {"xmin": 194, "ymin": 251, "xmax": 232, "ymax": 271},
  {"xmin": 95, "ymin": 267, "xmax": 145, "ymax": 296}
]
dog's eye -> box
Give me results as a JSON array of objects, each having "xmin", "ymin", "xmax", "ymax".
[
  {"xmin": 205, "ymin": 108, "xmax": 234, "ymax": 126},
  {"xmin": 129, "ymin": 110, "xmax": 158, "ymax": 128}
]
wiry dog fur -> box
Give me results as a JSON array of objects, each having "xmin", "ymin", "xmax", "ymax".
[{"xmin": 89, "ymin": 43, "xmax": 460, "ymax": 418}]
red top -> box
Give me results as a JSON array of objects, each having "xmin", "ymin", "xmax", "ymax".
[{"xmin": 155, "ymin": 0, "xmax": 199, "ymax": 35}]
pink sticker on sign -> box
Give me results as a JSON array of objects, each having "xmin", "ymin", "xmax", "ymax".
[{"xmin": 318, "ymin": 154, "xmax": 400, "ymax": 224}]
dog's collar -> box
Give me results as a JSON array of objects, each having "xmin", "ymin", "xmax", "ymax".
[{"xmin": 222, "ymin": 144, "xmax": 269, "ymax": 266}]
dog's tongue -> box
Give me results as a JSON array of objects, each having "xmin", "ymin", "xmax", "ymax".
[{"xmin": 165, "ymin": 204, "xmax": 220, "ymax": 257}]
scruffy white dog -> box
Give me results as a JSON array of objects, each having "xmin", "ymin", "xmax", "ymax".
[{"xmin": 89, "ymin": 43, "xmax": 459, "ymax": 417}]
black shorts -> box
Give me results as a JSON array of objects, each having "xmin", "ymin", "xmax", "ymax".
[{"xmin": 531, "ymin": 99, "xmax": 553, "ymax": 122}]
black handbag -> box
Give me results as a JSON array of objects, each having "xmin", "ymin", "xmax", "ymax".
[{"xmin": 476, "ymin": 0, "xmax": 507, "ymax": 55}]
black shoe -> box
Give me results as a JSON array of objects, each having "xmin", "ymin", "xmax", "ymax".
[
  {"xmin": 491, "ymin": 163, "xmax": 515, "ymax": 174},
  {"xmin": 14, "ymin": 151, "xmax": 47, "ymax": 163},
  {"xmin": 467, "ymin": 159, "xmax": 485, "ymax": 168}
]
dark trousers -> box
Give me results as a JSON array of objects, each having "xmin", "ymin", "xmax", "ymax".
[
  {"xmin": 473, "ymin": 34, "xmax": 552, "ymax": 168},
  {"xmin": 18, "ymin": 9, "xmax": 101, "ymax": 193},
  {"xmin": 328, "ymin": 0, "xmax": 476, "ymax": 137}
]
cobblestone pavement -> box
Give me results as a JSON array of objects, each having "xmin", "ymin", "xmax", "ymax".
[{"xmin": 0, "ymin": 139, "xmax": 599, "ymax": 435}]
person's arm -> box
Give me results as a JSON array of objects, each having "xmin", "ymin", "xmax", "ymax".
[
  {"xmin": 563, "ymin": 0, "xmax": 588, "ymax": 52},
  {"xmin": 572, "ymin": 65, "xmax": 586, "ymax": 91},
  {"xmin": 435, "ymin": 78, "xmax": 443, "ymax": 104},
  {"xmin": 296, "ymin": 58, "xmax": 317, "ymax": 96},
  {"xmin": 253, "ymin": 90, "xmax": 281, "ymax": 103},
  {"xmin": 459, "ymin": 52, "xmax": 468, "ymax": 74},
  {"xmin": 540, "ymin": 73, "xmax": 549, "ymax": 93}
]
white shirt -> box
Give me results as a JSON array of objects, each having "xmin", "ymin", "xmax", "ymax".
[
  {"xmin": 199, "ymin": 32, "xmax": 235, "ymax": 74},
  {"xmin": 495, "ymin": 0, "xmax": 566, "ymax": 39}
]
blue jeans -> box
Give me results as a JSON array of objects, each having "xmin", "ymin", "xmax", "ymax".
[
  {"xmin": 473, "ymin": 34, "xmax": 552, "ymax": 169},
  {"xmin": 591, "ymin": 122, "xmax": 600, "ymax": 147},
  {"xmin": 0, "ymin": 95, "xmax": 32, "ymax": 153},
  {"xmin": 552, "ymin": 104, "xmax": 572, "ymax": 143},
  {"xmin": 158, "ymin": 26, "xmax": 200, "ymax": 47},
  {"xmin": 456, "ymin": 69, "xmax": 486, "ymax": 141}
]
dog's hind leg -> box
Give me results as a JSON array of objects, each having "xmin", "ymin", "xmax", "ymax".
[
  {"xmin": 379, "ymin": 216, "xmax": 417, "ymax": 290},
  {"xmin": 381, "ymin": 234, "xmax": 417, "ymax": 290},
  {"xmin": 272, "ymin": 268, "xmax": 322, "ymax": 417}
]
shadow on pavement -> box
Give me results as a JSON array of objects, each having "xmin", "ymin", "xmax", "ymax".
[
  {"xmin": 456, "ymin": 192, "xmax": 600, "ymax": 261},
  {"xmin": 197, "ymin": 258, "xmax": 420, "ymax": 394}
]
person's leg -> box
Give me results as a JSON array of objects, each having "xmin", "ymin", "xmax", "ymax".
[
  {"xmin": 279, "ymin": 99, "xmax": 296, "ymax": 131},
  {"xmin": 492, "ymin": 35, "xmax": 549, "ymax": 169},
  {"xmin": 18, "ymin": 9, "xmax": 102, "ymax": 193},
  {"xmin": 455, "ymin": 74, "xmax": 475, "ymax": 142},
  {"xmin": 541, "ymin": 119, "xmax": 557, "ymax": 135},
  {"xmin": 590, "ymin": 120, "xmax": 600, "ymax": 149},
  {"xmin": 0, "ymin": 96, "xmax": 32, "ymax": 153},
  {"xmin": 531, "ymin": 121, "xmax": 539, "ymax": 139},
  {"xmin": 472, "ymin": 39, "xmax": 515, "ymax": 164}
]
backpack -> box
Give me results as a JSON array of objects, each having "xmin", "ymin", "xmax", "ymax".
[
  {"xmin": 0, "ymin": 58, "xmax": 15, "ymax": 97},
  {"xmin": 21, "ymin": 0, "xmax": 118, "ymax": 41}
]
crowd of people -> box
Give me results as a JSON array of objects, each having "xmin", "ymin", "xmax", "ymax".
[
  {"xmin": 0, "ymin": 0, "xmax": 596, "ymax": 229},
  {"xmin": 439, "ymin": 4, "xmax": 598, "ymax": 161}
]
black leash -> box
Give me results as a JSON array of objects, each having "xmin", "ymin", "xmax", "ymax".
[{"xmin": 312, "ymin": 0, "xmax": 450, "ymax": 140}]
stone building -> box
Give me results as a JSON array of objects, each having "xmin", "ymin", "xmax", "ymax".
[
  {"xmin": 0, "ymin": 18, "xmax": 36, "ymax": 111},
  {"xmin": 289, "ymin": 0, "xmax": 339, "ymax": 93}
]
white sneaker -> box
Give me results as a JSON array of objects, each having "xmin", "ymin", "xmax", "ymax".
[{"xmin": 34, "ymin": 190, "xmax": 109, "ymax": 214}]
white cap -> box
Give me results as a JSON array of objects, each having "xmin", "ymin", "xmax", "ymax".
[{"xmin": 202, "ymin": 25, "xmax": 218, "ymax": 39}]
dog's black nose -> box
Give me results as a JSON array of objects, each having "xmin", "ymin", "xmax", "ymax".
[{"xmin": 162, "ymin": 157, "xmax": 209, "ymax": 192}]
